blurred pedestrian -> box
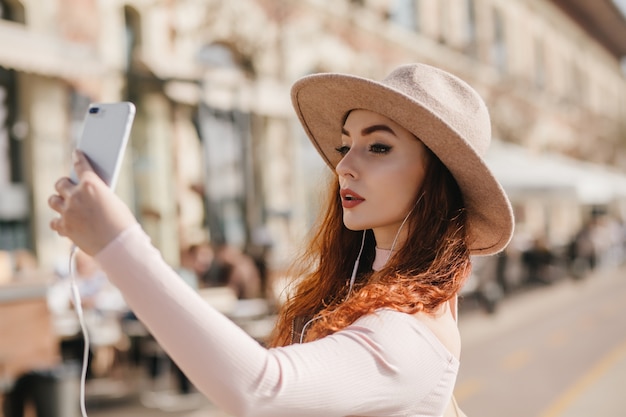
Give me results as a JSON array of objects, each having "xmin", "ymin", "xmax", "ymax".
[
  {"xmin": 567, "ymin": 218, "xmax": 596, "ymax": 278},
  {"xmin": 522, "ymin": 236, "xmax": 554, "ymax": 285},
  {"xmin": 186, "ymin": 241, "xmax": 215, "ymax": 287},
  {"xmin": 208, "ymin": 244, "xmax": 262, "ymax": 300},
  {"xmin": 48, "ymin": 63, "xmax": 513, "ymax": 416}
]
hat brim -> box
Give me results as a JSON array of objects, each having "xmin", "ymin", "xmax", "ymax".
[{"xmin": 291, "ymin": 72, "xmax": 514, "ymax": 255}]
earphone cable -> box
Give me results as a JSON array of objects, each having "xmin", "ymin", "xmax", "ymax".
[
  {"xmin": 68, "ymin": 244, "xmax": 90, "ymax": 417},
  {"xmin": 347, "ymin": 230, "xmax": 367, "ymax": 297}
]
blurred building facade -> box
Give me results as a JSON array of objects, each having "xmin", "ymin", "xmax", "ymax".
[{"xmin": 1, "ymin": 0, "xmax": 626, "ymax": 281}]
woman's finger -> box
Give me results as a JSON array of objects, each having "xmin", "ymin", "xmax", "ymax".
[
  {"xmin": 48, "ymin": 194, "xmax": 65, "ymax": 213},
  {"xmin": 54, "ymin": 177, "xmax": 76, "ymax": 198},
  {"xmin": 49, "ymin": 216, "xmax": 67, "ymax": 236}
]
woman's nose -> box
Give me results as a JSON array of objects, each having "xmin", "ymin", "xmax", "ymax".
[{"xmin": 335, "ymin": 150, "xmax": 358, "ymax": 179}]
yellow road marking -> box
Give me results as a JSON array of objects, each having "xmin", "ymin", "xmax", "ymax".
[
  {"xmin": 547, "ymin": 331, "xmax": 569, "ymax": 349},
  {"xmin": 454, "ymin": 378, "xmax": 484, "ymax": 402},
  {"xmin": 501, "ymin": 349, "xmax": 531, "ymax": 371},
  {"xmin": 538, "ymin": 340, "xmax": 626, "ymax": 417}
]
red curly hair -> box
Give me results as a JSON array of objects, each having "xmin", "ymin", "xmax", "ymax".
[{"xmin": 268, "ymin": 148, "xmax": 471, "ymax": 347}]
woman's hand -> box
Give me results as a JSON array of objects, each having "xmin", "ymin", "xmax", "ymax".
[{"xmin": 49, "ymin": 151, "xmax": 137, "ymax": 256}]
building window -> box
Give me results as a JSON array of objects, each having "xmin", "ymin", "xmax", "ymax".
[
  {"xmin": 197, "ymin": 105, "xmax": 249, "ymax": 247},
  {"xmin": 0, "ymin": 0, "xmax": 25, "ymax": 23},
  {"xmin": 491, "ymin": 8, "xmax": 507, "ymax": 74},
  {"xmin": 196, "ymin": 44, "xmax": 252, "ymax": 248},
  {"xmin": 124, "ymin": 6, "xmax": 142, "ymax": 72},
  {"xmin": 389, "ymin": 0, "xmax": 419, "ymax": 32},
  {"xmin": 0, "ymin": 67, "xmax": 30, "ymax": 251},
  {"xmin": 0, "ymin": 70, "xmax": 20, "ymax": 184}
]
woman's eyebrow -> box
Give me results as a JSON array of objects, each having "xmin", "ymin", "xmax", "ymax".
[{"xmin": 341, "ymin": 124, "xmax": 396, "ymax": 137}]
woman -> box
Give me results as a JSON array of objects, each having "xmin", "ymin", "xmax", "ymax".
[{"xmin": 49, "ymin": 63, "xmax": 513, "ymax": 416}]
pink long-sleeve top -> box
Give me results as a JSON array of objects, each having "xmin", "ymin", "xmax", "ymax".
[{"xmin": 95, "ymin": 224, "xmax": 459, "ymax": 417}]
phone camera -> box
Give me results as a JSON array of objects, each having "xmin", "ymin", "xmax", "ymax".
[{"xmin": 89, "ymin": 107, "xmax": 100, "ymax": 114}]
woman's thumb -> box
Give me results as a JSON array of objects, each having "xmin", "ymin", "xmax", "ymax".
[{"xmin": 72, "ymin": 150, "xmax": 95, "ymax": 178}]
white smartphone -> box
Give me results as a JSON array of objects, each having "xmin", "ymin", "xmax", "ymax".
[{"xmin": 70, "ymin": 102, "xmax": 136, "ymax": 190}]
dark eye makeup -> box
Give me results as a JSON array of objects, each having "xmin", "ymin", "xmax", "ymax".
[
  {"xmin": 334, "ymin": 143, "xmax": 392, "ymax": 156},
  {"xmin": 335, "ymin": 145, "xmax": 350, "ymax": 156},
  {"xmin": 369, "ymin": 143, "xmax": 391, "ymax": 154}
]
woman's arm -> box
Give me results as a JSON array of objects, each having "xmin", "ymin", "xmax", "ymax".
[{"xmin": 96, "ymin": 225, "xmax": 457, "ymax": 417}]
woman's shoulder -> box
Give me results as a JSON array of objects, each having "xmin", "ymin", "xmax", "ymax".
[
  {"xmin": 350, "ymin": 307, "xmax": 460, "ymax": 364},
  {"xmin": 411, "ymin": 301, "xmax": 462, "ymax": 361}
]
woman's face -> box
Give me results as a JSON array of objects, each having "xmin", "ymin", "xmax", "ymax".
[{"xmin": 336, "ymin": 109, "xmax": 429, "ymax": 249}]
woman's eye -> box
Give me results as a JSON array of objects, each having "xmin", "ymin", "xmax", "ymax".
[
  {"xmin": 335, "ymin": 145, "xmax": 350, "ymax": 156},
  {"xmin": 369, "ymin": 144, "xmax": 391, "ymax": 154}
]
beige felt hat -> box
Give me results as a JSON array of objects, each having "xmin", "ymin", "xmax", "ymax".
[{"xmin": 291, "ymin": 63, "xmax": 514, "ymax": 255}]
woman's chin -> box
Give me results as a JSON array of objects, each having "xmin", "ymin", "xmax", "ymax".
[{"xmin": 342, "ymin": 220, "xmax": 368, "ymax": 232}]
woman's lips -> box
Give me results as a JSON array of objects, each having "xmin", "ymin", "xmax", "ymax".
[{"xmin": 340, "ymin": 189, "xmax": 365, "ymax": 209}]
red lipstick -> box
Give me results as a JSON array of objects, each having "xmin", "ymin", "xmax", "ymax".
[{"xmin": 340, "ymin": 189, "xmax": 365, "ymax": 208}]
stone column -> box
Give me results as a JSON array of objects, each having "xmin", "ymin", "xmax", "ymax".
[{"xmin": 22, "ymin": 75, "xmax": 71, "ymax": 269}]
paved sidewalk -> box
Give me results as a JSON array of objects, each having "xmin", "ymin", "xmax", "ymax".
[
  {"xmin": 539, "ymin": 266, "xmax": 626, "ymax": 417},
  {"xmin": 556, "ymin": 342, "xmax": 626, "ymax": 417},
  {"xmin": 459, "ymin": 264, "xmax": 626, "ymax": 417}
]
